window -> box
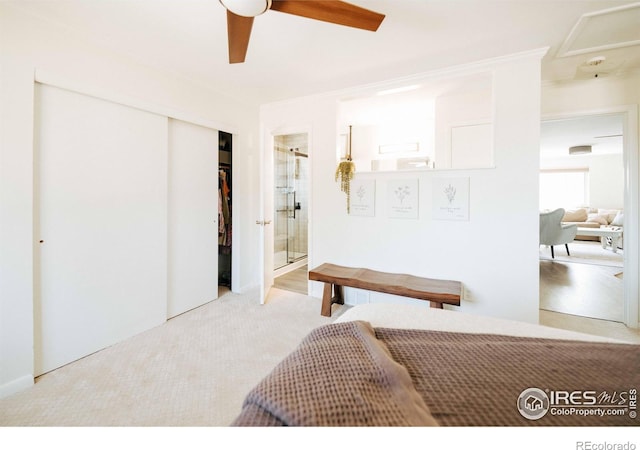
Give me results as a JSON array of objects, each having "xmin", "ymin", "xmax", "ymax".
[{"xmin": 539, "ymin": 169, "xmax": 589, "ymax": 211}]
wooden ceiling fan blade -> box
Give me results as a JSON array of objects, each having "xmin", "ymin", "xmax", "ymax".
[
  {"xmin": 270, "ymin": 0, "xmax": 385, "ymax": 31},
  {"xmin": 227, "ymin": 10, "xmax": 254, "ymax": 64}
]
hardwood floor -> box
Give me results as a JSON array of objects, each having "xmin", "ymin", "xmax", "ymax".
[
  {"xmin": 539, "ymin": 240, "xmax": 639, "ymax": 343},
  {"xmin": 539, "ymin": 240, "xmax": 625, "ymax": 324},
  {"xmin": 539, "ymin": 259, "xmax": 623, "ymax": 322},
  {"xmin": 273, "ymin": 265, "xmax": 308, "ymax": 295}
]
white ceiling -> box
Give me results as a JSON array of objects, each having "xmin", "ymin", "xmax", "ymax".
[
  {"xmin": 541, "ymin": 113, "xmax": 624, "ymax": 159},
  {"xmin": 6, "ymin": 0, "xmax": 639, "ymax": 161},
  {"xmin": 9, "ymin": 0, "xmax": 640, "ymax": 105}
]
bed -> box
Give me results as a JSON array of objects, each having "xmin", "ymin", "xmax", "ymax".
[{"xmin": 231, "ymin": 304, "xmax": 639, "ymax": 426}]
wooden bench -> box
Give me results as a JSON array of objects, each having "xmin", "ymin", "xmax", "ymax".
[{"xmin": 308, "ymin": 263, "xmax": 462, "ymax": 317}]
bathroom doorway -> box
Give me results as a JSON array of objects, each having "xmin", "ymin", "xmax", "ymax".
[{"xmin": 273, "ymin": 133, "xmax": 309, "ymax": 293}]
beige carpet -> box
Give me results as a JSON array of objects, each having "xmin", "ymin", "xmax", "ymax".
[{"xmin": 0, "ymin": 287, "xmax": 348, "ymax": 427}]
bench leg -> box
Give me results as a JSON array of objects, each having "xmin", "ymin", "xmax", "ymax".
[
  {"xmin": 334, "ymin": 285, "xmax": 344, "ymax": 305},
  {"xmin": 320, "ymin": 283, "xmax": 345, "ymax": 317},
  {"xmin": 430, "ymin": 301, "xmax": 443, "ymax": 309},
  {"xmin": 321, "ymin": 283, "xmax": 334, "ymax": 317}
]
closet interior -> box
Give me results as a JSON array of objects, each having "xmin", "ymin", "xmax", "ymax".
[{"xmin": 218, "ymin": 131, "xmax": 232, "ymax": 287}]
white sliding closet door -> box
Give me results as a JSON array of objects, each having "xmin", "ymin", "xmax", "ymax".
[
  {"xmin": 167, "ymin": 119, "xmax": 219, "ymax": 318},
  {"xmin": 35, "ymin": 84, "xmax": 168, "ymax": 376}
]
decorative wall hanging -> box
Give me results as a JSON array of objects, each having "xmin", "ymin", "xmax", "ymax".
[
  {"xmin": 335, "ymin": 125, "xmax": 356, "ymax": 213},
  {"xmin": 433, "ymin": 177, "xmax": 470, "ymax": 221},
  {"xmin": 387, "ymin": 179, "xmax": 419, "ymax": 219},
  {"xmin": 349, "ymin": 178, "xmax": 375, "ymax": 217}
]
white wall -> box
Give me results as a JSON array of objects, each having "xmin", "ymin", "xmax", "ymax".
[
  {"xmin": 0, "ymin": 4, "xmax": 260, "ymax": 397},
  {"xmin": 540, "ymin": 152, "xmax": 624, "ymax": 210},
  {"xmin": 543, "ymin": 75, "xmax": 640, "ymax": 115},
  {"xmin": 435, "ymin": 73, "xmax": 493, "ymax": 169},
  {"xmin": 261, "ymin": 50, "xmax": 545, "ymax": 325},
  {"xmin": 589, "ymin": 154, "xmax": 624, "ymax": 209}
]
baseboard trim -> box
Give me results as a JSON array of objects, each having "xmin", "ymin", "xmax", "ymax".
[{"xmin": 0, "ymin": 374, "xmax": 33, "ymax": 399}]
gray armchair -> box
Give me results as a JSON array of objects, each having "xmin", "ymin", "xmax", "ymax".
[{"xmin": 540, "ymin": 208, "xmax": 578, "ymax": 259}]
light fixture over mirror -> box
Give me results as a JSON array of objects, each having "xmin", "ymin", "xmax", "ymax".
[
  {"xmin": 219, "ymin": 0, "xmax": 272, "ymax": 17},
  {"xmin": 569, "ymin": 145, "xmax": 592, "ymax": 155}
]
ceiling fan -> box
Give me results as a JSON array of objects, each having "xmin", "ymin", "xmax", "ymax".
[{"xmin": 219, "ymin": 0, "xmax": 386, "ymax": 63}]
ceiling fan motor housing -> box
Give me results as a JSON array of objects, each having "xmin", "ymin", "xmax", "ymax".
[{"xmin": 220, "ymin": 0, "xmax": 272, "ymax": 17}]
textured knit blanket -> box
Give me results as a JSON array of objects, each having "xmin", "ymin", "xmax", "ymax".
[{"xmin": 232, "ymin": 321, "xmax": 639, "ymax": 426}]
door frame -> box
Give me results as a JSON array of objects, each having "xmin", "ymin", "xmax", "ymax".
[
  {"xmin": 260, "ymin": 125, "xmax": 313, "ymax": 303},
  {"xmin": 540, "ymin": 105, "xmax": 639, "ymax": 328}
]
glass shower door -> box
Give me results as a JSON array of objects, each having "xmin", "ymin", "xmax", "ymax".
[
  {"xmin": 274, "ymin": 134, "xmax": 308, "ymax": 271},
  {"xmin": 288, "ymin": 151, "xmax": 307, "ymax": 263}
]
